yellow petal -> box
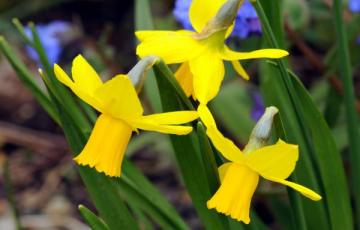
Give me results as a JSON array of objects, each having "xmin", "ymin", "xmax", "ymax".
[
  {"xmin": 190, "ymin": 51, "xmax": 224, "ymax": 104},
  {"xmin": 231, "ymin": 61, "xmax": 250, "ymax": 80},
  {"xmin": 206, "ymin": 127, "xmax": 245, "ymax": 163},
  {"xmin": 245, "ymin": 139, "xmax": 299, "ymax": 180},
  {"xmin": 130, "ymin": 118, "xmax": 193, "ymax": 135},
  {"xmin": 54, "ymin": 64, "xmax": 74, "ymax": 87},
  {"xmin": 189, "ymin": 0, "xmax": 227, "ymax": 33},
  {"xmin": 207, "ymin": 163, "xmax": 259, "ymax": 224},
  {"xmin": 136, "ymin": 30, "xmax": 202, "ymax": 64},
  {"xmin": 264, "ymin": 176, "xmax": 322, "ymax": 201},
  {"xmin": 220, "ymin": 46, "xmax": 289, "ymax": 61},
  {"xmin": 197, "ymin": 104, "xmax": 217, "ymax": 127},
  {"xmin": 54, "ymin": 63, "xmax": 103, "ymax": 112},
  {"xmin": 197, "ymin": 104, "xmax": 244, "ymax": 163},
  {"xmin": 95, "ymin": 74, "xmax": 143, "ymax": 118},
  {"xmin": 218, "ymin": 162, "xmax": 232, "ymax": 182},
  {"xmin": 72, "ymin": 54, "xmax": 103, "ymax": 93},
  {"xmin": 175, "ymin": 62, "xmax": 194, "ymax": 97},
  {"xmin": 141, "ymin": 111, "xmax": 198, "ymax": 125},
  {"xmin": 74, "ymin": 114, "xmax": 132, "ymax": 177}
]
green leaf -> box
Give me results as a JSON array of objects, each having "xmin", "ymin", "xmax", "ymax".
[
  {"xmin": 332, "ymin": 0, "xmax": 360, "ymax": 224},
  {"xmin": 27, "ymin": 22, "xmax": 92, "ymax": 135},
  {"xmin": 78, "ymin": 205, "xmax": 109, "ymax": 230},
  {"xmin": 119, "ymin": 160, "xmax": 189, "ymax": 230},
  {"xmin": 116, "ymin": 177, "xmax": 187, "ymax": 230},
  {"xmin": 268, "ymin": 198, "xmax": 293, "ymax": 230},
  {"xmin": 255, "ymin": 1, "xmax": 353, "ymax": 229},
  {"xmin": 0, "ymin": 37, "xmax": 59, "ymax": 123},
  {"xmin": 290, "ymin": 71, "xmax": 353, "ymax": 229},
  {"xmin": 196, "ymin": 122, "xmax": 220, "ymax": 194},
  {"xmin": 153, "ymin": 60, "xmax": 228, "ymax": 230}
]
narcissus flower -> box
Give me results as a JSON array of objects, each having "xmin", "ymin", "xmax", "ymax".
[
  {"xmin": 198, "ymin": 105, "xmax": 321, "ymax": 224},
  {"xmin": 136, "ymin": 0, "xmax": 288, "ymax": 105},
  {"xmin": 54, "ymin": 55, "xmax": 198, "ymax": 177}
]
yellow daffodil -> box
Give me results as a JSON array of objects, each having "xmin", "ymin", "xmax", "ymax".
[
  {"xmin": 54, "ymin": 55, "xmax": 198, "ymax": 177},
  {"xmin": 198, "ymin": 105, "xmax": 321, "ymax": 224},
  {"xmin": 136, "ymin": 0, "xmax": 289, "ymax": 105}
]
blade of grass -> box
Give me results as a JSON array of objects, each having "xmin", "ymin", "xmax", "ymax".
[
  {"xmin": 116, "ymin": 178, "xmax": 187, "ymax": 230},
  {"xmin": 78, "ymin": 205, "xmax": 109, "ymax": 230},
  {"xmin": 332, "ymin": 0, "xmax": 360, "ymax": 224},
  {"xmin": 28, "ymin": 22, "xmax": 92, "ymax": 134},
  {"xmin": 255, "ymin": 0, "xmax": 353, "ymax": 229},
  {"xmin": 255, "ymin": 2, "xmax": 327, "ymax": 229},
  {"xmin": 196, "ymin": 122, "xmax": 220, "ymax": 194},
  {"xmin": 0, "ymin": 37, "xmax": 59, "ymax": 123},
  {"xmin": 120, "ymin": 160, "xmax": 189, "ymax": 230}
]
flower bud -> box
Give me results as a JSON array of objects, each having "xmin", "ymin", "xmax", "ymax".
[
  {"xmin": 243, "ymin": 106, "xmax": 278, "ymax": 153},
  {"xmin": 200, "ymin": 0, "xmax": 244, "ymax": 36},
  {"xmin": 127, "ymin": 55, "xmax": 159, "ymax": 87}
]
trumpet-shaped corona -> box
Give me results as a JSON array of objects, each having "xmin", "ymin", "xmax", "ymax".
[
  {"xmin": 74, "ymin": 114, "xmax": 132, "ymax": 177},
  {"xmin": 54, "ymin": 55, "xmax": 199, "ymax": 177},
  {"xmin": 136, "ymin": 0, "xmax": 288, "ymax": 105},
  {"xmin": 198, "ymin": 105, "xmax": 322, "ymax": 224},
  {"xmin": 207, "ymin": 163, "xmax": 259, "ymax": 224}
]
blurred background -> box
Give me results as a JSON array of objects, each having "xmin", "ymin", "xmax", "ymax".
[{"xmin": 0, "ymin": 0, "xmax": 359, "ymax": 229}]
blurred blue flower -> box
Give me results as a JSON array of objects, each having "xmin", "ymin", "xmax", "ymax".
[
  {"xmin": 349, "ymin": 0, "xmax": 360, "ymax": 13},
  {"xmin": 173, "ymin": 0, "xmax": 261, "ymax": 39},
  {"xmin": 251, "ymin": 92, "xmax": 265, "ymax": 121},
  {"xmin": 25, "ymin": 21, "xmax": 71, "ymax": 64}
]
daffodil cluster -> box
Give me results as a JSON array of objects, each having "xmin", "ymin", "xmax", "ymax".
[{"xmin": 53, "ymin": 0, "xmax": 322, "ymax": 224}]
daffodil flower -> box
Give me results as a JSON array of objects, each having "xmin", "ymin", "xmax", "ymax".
[
  {"xmin": 136, "ymin": 0, "xmax": 288, "ymax": 105},
  {"xmin": 54, "ymin": 55, "xmax": 198, "ymax": 177},
  {"xmin": 198, "ymin": 105, "xmax": 321, "ymax": 224}
]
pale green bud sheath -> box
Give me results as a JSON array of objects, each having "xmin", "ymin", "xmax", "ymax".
[
  {"xmin": 127, "ymin": 55, "xmax": 159, "ymax": 90},
  {"xmin": 196, "ymin": 0, "xmax": 244, "ymax": 38},
  {"xmin": 243, "ymin": 106, "xmax": 279, "ymax": 154}
]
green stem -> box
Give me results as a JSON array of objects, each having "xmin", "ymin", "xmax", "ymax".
[{"xmin": 332, "ymin": 0, "xmax": 360, "ymax": 226}]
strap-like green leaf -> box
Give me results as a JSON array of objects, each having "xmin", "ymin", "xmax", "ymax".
[
  {"xmin": 332, "ymin": 0, "xmax": 360, "ymax": 224},
  {"xmin": 0, "ymin": 37, "xmax": 59, "ymax": 123},
  {"xmin": 153, "ymin": 61, "xmax": 229, "ymax": 230},
  {"xmin": 78, "ymin": 205, "xmax": 109, "ymax": 230},
  {"xmin": 255, "ymin": 0, "xmax": 353, "ymax": 229},
  {"xmin": 120, "ymin": 160, "xmax": 189, "ymax": 230}
]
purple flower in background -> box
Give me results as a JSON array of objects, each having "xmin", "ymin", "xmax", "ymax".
[
  {"xmin": 349, "ymin": 0, "xmax": 360, "ymax": 13},
  {"xmin": 251, "ymin": 92, "xmax": 265, "ymax": 121},
  {"xmin": 173, "ymin": 0, "xmax": 261, "ymax": 39},
  {"xmin": 25, "ymin": 21, "xmax": 71, "ymax": 64},
  {"xmin": 173, "ymin": 0, "xmax": 193, "ymax": 30}
]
